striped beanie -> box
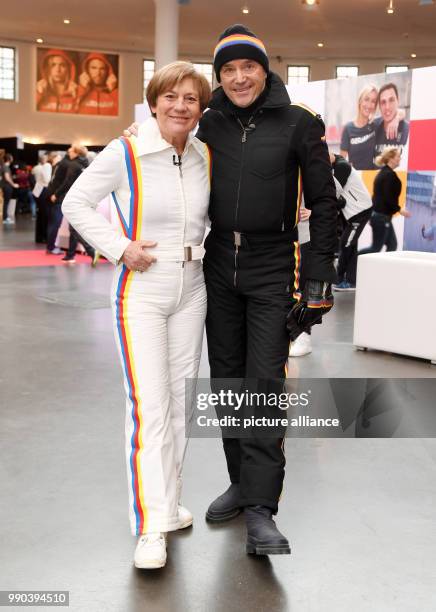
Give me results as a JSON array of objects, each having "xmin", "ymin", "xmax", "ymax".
[{"xmin": 213, "ymin": 24, "xmax": 269, "ymax": 82}]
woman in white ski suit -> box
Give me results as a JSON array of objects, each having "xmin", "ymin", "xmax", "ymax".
[{"xmin": 62, "ymin": 62, "xmax": 211, "ymax": 568}]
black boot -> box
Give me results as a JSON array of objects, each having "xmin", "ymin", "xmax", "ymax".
[
  {"xmin": 245, "ymin": 505, "xmax": 291, "ymax": 555},
  {"xmin": 205, "ymin": 483, "xmax": 242, "ymax": 522}
]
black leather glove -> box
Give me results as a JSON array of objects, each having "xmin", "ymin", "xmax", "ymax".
[{"xmin": 286, "ymin": 279, "xmax": 334, "ymax": 341}]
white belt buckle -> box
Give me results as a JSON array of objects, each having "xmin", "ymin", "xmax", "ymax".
[{"xmin": 184, "ymin": 246, "xmax": 192, "ymax": 262}]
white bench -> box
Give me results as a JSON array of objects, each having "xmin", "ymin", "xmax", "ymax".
[{"xmin": 353, "ymin": 251, "xmax": 436, "ymax": 364}]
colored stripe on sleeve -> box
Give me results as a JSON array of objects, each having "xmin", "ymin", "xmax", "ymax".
[
  {"xmin": 118, "ymin": 137, "xmax": 143, "ymax": 240},
  {"xmin": 205, "ymin": 144, "xmax": 212, "ymax": 186},
  {"xmin": 291, "ymin": 102, "xmax": 318, "ymax": 118},
  {"xmin": 111, "ymin": 191, "xmax": 128, "ymax": 237},
  {"xmin": 295, "ymin": 168, "xmax": 303, "ymax": 228},
  {"xmin": 292, "ymin": 241, "xmax": 301, "ymax": 302}
]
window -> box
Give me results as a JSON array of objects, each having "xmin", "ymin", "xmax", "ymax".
[
  {"xmin": 192, "ymin": 62, "xmax": 213, "ymax": 88},
  {"xmin": 143, "ymin": 59, "xmax": 155, "ymax": 101},
  {"xmin": 385, "ymin": 65, "xmax": 409, "ymax": 74},
  {"xmin": 287, "ymin": 65, "xmax": 310, "ymax": 86},
  {"xmin": 0, "ymin": 46, "xmax": 16, "ymax": 100},
  {"xmin": 336, "ymin": 65, "xmax": 359, "ymax": 80}
]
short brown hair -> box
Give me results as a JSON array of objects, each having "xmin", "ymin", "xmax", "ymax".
[
  {"xmin": 375, "ymin": 146, "xmax": 400, "ymax": 167},
  {"xmin": 146, "ymin": 61, "xmax": 211, "ymax": 113},
  {"xmin": 378, "ymin": 82, "xmax": 399, "ymax": 103}
]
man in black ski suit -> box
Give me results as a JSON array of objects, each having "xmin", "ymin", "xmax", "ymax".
[{"xmin": 197, "ymin": 24, "xmax": 338, "ymax": 556}]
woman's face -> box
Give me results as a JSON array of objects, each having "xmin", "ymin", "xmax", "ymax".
[
  {"xmin": 151, "ymin": 78, "xmax": 202, "ymax": 143},
  {"xmin": 359, "ymin": 91, "xmax": 377, "ymax": 120}
]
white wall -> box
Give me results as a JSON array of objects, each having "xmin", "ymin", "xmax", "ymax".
[{"xmin": 2, "ymin": 37, "xmax": 436, "ymax": 146}]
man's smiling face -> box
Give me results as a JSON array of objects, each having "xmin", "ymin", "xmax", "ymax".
[{"xmin": 220, "ymin": 59, "xmax": 267, "ymax": 108}]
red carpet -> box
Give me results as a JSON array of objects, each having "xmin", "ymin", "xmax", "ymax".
[{"xmin": 0, "ymin": 250, "xmax": 108, "ymax": 269}]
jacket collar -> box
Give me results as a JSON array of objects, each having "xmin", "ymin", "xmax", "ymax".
[
  {"xmin": 134, "ymin": 116, "xmax": 207, "ymax": 160},
  {"xmin": 208, "ymin": 72, "xmax": 291, "ymax": 114}
]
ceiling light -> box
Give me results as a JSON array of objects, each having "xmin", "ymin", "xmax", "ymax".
[
  {"xmin": 302, "ymin": 0, "xmax": 319, "ymax": 5},
  {"xmin": 387, "ymin": 0, "xmax": 394, "ymax": 14},
  {"xmin": 411, "ymin": 53, "xmax": 417, "ymax": 58},
  {"xmin": 63, "ymin": 18, "xmax": 71, "ymax": 24},
  {"xmin": 242, "ymin": 5, "xmax": 250, "ymax": 14},
  {"xmin": 36, "ymin": 38, "xmax": 44, "ymax": 44},
  {"xmin": 317, "ymin": 42, "xmax": 324, "ymax": 48}
]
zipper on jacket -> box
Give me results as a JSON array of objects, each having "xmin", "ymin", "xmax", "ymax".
[
  {"xmin": 233, "ymin": 114, "xmax": 255, "ymax": 288},
  {"xmin": 233, "ymin": 231, "xmax": 241, "ymax": 287},
  {"xmin": 235, "ymin": 115, "xmax": 254, "ymax": 226},
  {"xmin": 174, "ymin": 152, "xmax": 187, "ymax": 277}
]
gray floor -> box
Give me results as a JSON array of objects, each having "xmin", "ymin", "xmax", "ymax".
[{"xmin": 1, "ymin": 218, "xmax": 436, "ymax": 612}]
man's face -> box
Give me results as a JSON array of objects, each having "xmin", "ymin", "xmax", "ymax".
[
  {"xmin": 379, "ymin": 87, "xmax": 399, "ymax": 124},
  {"xmin": 67, "ymin": 146, "xmax": 77, "ymax": 160},
  {"xmin": 220, "ymin": 59, "xmax": 267, "ymax": 108},
  {"xmin": 88, "ymin": 59, "xmax": 108, "ymax": 86},
  {"xmin": 48, "ymin": 56, "xmax": 68, "ymax": 83}
]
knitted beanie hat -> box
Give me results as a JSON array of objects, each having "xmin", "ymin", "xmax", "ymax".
[{"xmin": 213, "ymin": 24, "xmax": 269, "ymax": 82}]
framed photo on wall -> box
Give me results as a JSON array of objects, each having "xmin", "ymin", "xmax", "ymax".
[{"xmin": 36, "ymin": 47, "xmax": 119, "ymax": 116}]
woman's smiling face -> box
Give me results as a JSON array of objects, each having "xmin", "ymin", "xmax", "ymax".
[{"xmin": 359, "ymin": 90, "xmax": 378, "ymax": 119}]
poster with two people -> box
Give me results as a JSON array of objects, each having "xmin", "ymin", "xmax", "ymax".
[{"xmin": 36, "ymin": 47, "xmax": 119, "ymax": 116}]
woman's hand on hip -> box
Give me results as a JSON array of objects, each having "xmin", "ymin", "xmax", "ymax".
[{"xmin": 121, "ymin": 240, "xmax": 158, "ymax": 272}]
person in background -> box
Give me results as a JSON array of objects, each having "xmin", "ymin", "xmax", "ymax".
[
  {"xmin": 288, "ymin": 204, "xmax": 313, "ymax": 357},
  {"xmin": 59, "ymin": 148, "xmax": 99, "ymax": 265},
  {"xmin": 330, "ymin": 152, "xmax": 373, "ymax": 291},
  {"xmin": 1, "ymin": 153, "xmax": 18, "ymax": 225},
  {"xmin": 33, "ymin": 153, "xmax": 52, "ymax": 243},
  {"xmin": 358, "ymin": 147, "xmax": 410, "ymax": 255},
  {"xmin": 46, "ymin": 150, "xmax": 70, "ymax": 254},
  {"xmin": 15, "ymin": 162, "xmax": 35, "ymax": 217},
  {"xmin": 422, "ymin": 223, "xmax": 436, "ymax": 241}
]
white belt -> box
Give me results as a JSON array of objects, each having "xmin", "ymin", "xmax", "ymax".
[{"xmin": 153, "ymin": 245, "xmax": 205, "ymax": 262}]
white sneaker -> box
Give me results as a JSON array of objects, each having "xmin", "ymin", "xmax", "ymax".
[
  {"xmin": 2, "ymin": 217, "xmax": 14, "ymax": 225},
  {"xmin": 177, "ymin": 504, "xmax": 193, "ymax": 529},
  {"xmin": 134, "ymin": 532, "xmax": 167, "ymax": 569},
  {"xmin": 289, "ymin": 332, "xmax": 312, "ymax": 357}
]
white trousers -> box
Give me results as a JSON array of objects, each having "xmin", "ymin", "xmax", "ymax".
[{"xmin": 111, "ymin": 260, "xmax": 206, "ymax": 535}]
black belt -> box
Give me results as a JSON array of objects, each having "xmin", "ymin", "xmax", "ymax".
[{"xmin": 209, "ymin": 229, "xmax": 298, "ymax": 248}]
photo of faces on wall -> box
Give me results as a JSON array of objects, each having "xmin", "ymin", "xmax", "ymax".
[
  {"xmin": 36, "ymin": 48, "xmax": 119, "ymax": 116},
  {"xmin": 403, "ymin": 171, "xmax": 436, "ymax": 254},
  {"xmin": 324, "ymin": 71, "xmax": 412, "ymax": 171}
]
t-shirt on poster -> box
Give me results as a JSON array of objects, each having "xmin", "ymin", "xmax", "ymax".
[
  {"xmin": 373, "ymin": 118, "xmax": 410, "ymax": 162},
  {"xmin": 340, "ymin": 122, "xmax": 376, "ymax": 170}
]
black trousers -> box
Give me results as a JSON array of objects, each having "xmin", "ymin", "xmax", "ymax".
[
  {"xmin": 66, "ymin": 224, "xmax": 95, "ymax": 258},
  {"xmin": 358, "ymin": 211, "xmax": 397, "ymax": 256},
  {"xmin": 35, "ymin": 188, "xmax": 49, "ymax": 243},
  {"xmin": 1, "ymin": 183, "xmax": 13, "ymax": 220},
  {"xmin": 46, "ymin": 203, "xmax": 63, "ymax": 251},
  {"xmin": 204, "ymin": 231, "xmax": 298, "ymax": 513},
  {"xmin": 337, "ymin": 209, "xmax": 371, "ymax": 284}
]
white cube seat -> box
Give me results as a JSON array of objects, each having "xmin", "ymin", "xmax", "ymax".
[{"xmin": 353, "ymin": 251, "xmax": 436, "ymax": 364}]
